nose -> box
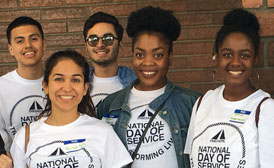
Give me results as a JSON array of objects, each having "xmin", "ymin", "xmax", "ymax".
[
  {"xmin": 142, "ymin": 54, "xmax": 154, "ymax": 66},
  {"xmin": 96, "ymin": 38, "xmax": 105, "ymax": 47},
  {"xmin": 231, "ymin": 55, "xmax": 241, "ymax": 66},
  {"xmin": 62, "ymin": 80, "xmax": 72, "ymax": 92},
  {"xmin": 24, "ymin": 39, "xmax": 32, "ymax": 48}
]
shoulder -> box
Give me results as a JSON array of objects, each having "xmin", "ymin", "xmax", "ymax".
[{"xmin": 80, "ymin": 114, "xmax": 113, "ymax": 129}]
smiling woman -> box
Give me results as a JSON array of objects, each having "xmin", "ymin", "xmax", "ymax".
[
  {"xmin": 10, "ymin": 50, "xmax": 132, "ymax": 168},
  {"xmin": 184, "ymin": 9, "xmax": 274, "ymax": 168}
]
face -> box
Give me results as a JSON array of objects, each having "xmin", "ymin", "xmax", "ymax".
[
  {"xmin": 85, "ymin": 23, "xmax": 119, "ymax": 66},
  {"xmin": 8, "ymin": 25, "xmax": 45, "ymax": 68},
  {"xmin": 133, "ymin": 33, "xmax": 171, "ymax": 91},
  {"xmin": 217, "ymin": 32, "xmax": 255, "ymax": 88},
  {"xmin": 43, "ymin": 59, "xmax": 88, "ymax": 114}
]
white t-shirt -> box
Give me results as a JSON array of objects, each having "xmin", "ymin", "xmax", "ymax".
[
  {"xmin": 90, "ymin": 75, "xmax": 123, "ymax": 107},
  {"xmin": 10, "ymin": 114, "xmax": 132, "ymax": 168},
  {"xmin": 184, "ymin": 85, "xmax": 274, "ymax": 168},
  {"xmin": 0, "ymin": 70, "xmax": 46, "ymax": 151},
  {"xmin": 127, "ymin": 86, "xmax": 178, "ymax": 168}
]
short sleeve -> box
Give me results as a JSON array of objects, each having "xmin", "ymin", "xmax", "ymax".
[
  {"xmin": 258, "ymin": 98, "xmax": 274, "ymax": 167},
  {"xmin": 102, "ymin": 126, "xmax": 132, "ymax": 168}
]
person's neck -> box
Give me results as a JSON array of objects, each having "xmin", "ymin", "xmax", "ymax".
[
  {"xmin": 17, "ymin": 63, "xmax": 44, "ymax": 80},
  {"xmin": 223, "ymin": 83, "xmax": 256, "ymax": 101},
  {"xmin": 93, "ymin": 62, "xmax": 118, "ymax": 78},
  {"xmin": 45, "ymin": 110, "xmax": 80, "ymax": 126}
]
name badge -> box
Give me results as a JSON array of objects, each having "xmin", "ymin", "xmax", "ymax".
[
  {"xmin": 229, "ymin": 109, "xmax": 251, "ymax": 124},
  {"xmin": 64, "ymin": 139, "xmax": 86, "ymax": 153},
  {"xmin": 102, "ymin": 114, "xmax": 118, "ymax": 126}
]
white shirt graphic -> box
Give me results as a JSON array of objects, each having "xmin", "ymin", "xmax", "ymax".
[
  {"xmin": 127, "ymin": 86, "xmax": 178, "ymax": 168},
  {"xmin": 11, "ymin": 114, "xmax": 132, "ymax": 168},
  {"xmin": 90, "ymin": 75, "xmax": 123, "ymax": 107},
  {"xmin": 185, "ymin": 85, "xmax": 274, "ymax": 168}
]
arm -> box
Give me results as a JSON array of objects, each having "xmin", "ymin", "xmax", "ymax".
[
  {"xmin": 0, "ymin": 153, "xmax": 12, "ymax": 168},
  {"xmin": 258, "ymin": 98, "xmax": 274, "ymax": 167}
]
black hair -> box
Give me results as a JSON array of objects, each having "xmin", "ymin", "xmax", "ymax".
[
  {"xmin": 40, "ymin": 50, "xmax": 95, "ymax": 118},
  {"xmin": 7, "ymin": 16, "xmax": 44, "ymax": 44},
  {"xmin": 83, "ymin": 12, "xmax": 123, "ymax": 42},
  {"xmin": 214, "ymin": 8, "xmax": 260, "ymax": 57},
  {"xmin": 126, "ymin": 6, "xmax": 181, "ymax": 53}
]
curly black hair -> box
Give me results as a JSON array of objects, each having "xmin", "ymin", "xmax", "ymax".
[
  {"xmin": 126, "ymin": 6, "xmax": 181, "ymax": 53},
  {"xmin": 214, "ymin": 9, "xmax": 260, "ymax": 57}
]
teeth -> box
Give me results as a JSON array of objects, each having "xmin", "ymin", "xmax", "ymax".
[
  {"xmin": 143, "ymin": 71, "xmax": 156, "ymax": 75},
  {"xmin": 60, "ymin": 96, "xmax": 73, "ymax": 99},
  {"xmin": 229, "ymin": 71, "xmax": 242, "ymax": 75},
  {"xmin": 96, "ymin": 51, "xmax": 107, "ymax": 54},
  {"xmin": 24, "ymin": 52, "xmax": 35, "ymax": 56}
]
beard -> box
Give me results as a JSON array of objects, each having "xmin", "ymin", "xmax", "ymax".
[{"xmin": 90, "ymin": 46, "xmax": 119, "ymax": 67}]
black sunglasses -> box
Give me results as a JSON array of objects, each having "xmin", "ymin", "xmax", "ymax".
[{"xmin": 86, "ymin": 33, "xmax": 118, "ymax": 47}]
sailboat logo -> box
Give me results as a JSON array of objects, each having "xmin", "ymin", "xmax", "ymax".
[
  {"xmin": 138, "ymin": 109, "xmax": 153, "ymax": 119},
  {"xmin": 29, "ymin": 101, "xmax": 43, "ymax": 113},
  {"xmin": 210, "ymin": 129, "xmax": 225, "ymax": 143}
]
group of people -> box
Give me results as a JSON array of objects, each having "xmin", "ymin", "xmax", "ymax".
[{"xmin": 0, "ymin": 5, "xmax": 273, "ymax": 168}]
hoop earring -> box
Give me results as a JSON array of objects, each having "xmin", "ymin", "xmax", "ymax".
[
  {"xmin": 212, "ymin": 70, "xmax": 218, "ymax": 88},
  {"xmin": 250, "ymin": 72, "xmax": 260, "ymax": 89}
]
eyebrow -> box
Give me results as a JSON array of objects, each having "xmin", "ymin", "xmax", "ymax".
[
  {"xmin": 53, "ymin": 73, "xmax": 83, "ymax": 77},
  {"xmin": 135, "ymin": 47, "xmax": 164, "ymax": 52},
  {"xmin": 220, "ymin": 48, "xmax": 251, "ymax": 52},
  {"xmin": 13, "ymin": 33, "xmax": 41, "ymax": 40}
]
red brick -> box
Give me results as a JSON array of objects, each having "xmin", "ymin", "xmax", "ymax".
[
  {"xmin": 119, "ymin": 44, "xmax": 132, "ymax": 58},
  {"xmin": 268, "ymin": 41, "xmax": 274, "ymax": 66},
  {"xmin": 243, "ymin": 0, "xmax": 263, "ymax": 8},
  {"xmin": 0, "ymin": 37, "xmax": 8, "ymax": 50},
  {"xmin": 68, "ymin": 20, "xmax": 85, "ymax": 33},
  {"xmin": 66, "ymin": 0, "xmax": 131, "ymax": 4},
  {"xmin": 167, "ymin": 70, "xmax": 212, "ymax": 83},
  {"xmin": 186, "ymin": 0, "xmax": 242, "ymax": 11},
  {"xmin": 173, "ymin": 42, "xmax": 214, "ymax": 55},
  {"xmin": 88, "ymin": 4, "xmax": 137, "ymax": 16},
  {"xmin": 0, "ymin": 0, "xmax": 17, "ymax": 9},
  {"xmin": 268, "ymin": 0, "xmax": 274, "ymax": 7},
  {"xmin": 190, "ymin": 83, "xmax": 218, "ymax": 94},
  {"xmin": 0, "ymin": 25, "xmax": 7, "ymax": 36},
  {"xmin": 170, "ymin": 56, "xmax": 188, "ymax": 70},
  {"xmin": 117, "ymin": 58, "xmax": 134, "ymax": 69},
  {"xmin": 0, "ymin": 66, "xmax": 17, "ymax": 76},
  {"xmin": 42, "ymin": 22, "xmax": 67, "ymax": 34},
  {"xmin": 19, "ymin": 0, "xmax": 65, "ymax": 7},
  {"xmin": 257, "ymin": 69, "xmax": 274, "ymax": 95},
  {"xmin": 0, "ymin": 10, "xmax": 40, "ymax": 22},
  {"xmin": 142, "ymin": 1, "xmax": 186, "ymax": 13},
  {"xmin": 0, "ymin": 51, "xmax": 16, "ymax": 63},
  {"xmin": 176, "ymin": 13, "xmax": 212, "ymax": 26},
  {"xmin": 179, "ymin": 26, "xmax": 220, "ymax": 41},
  {"xmin": 42, "ymin": 7, "xmax": 87, "ymax": 20},
  {"xmin": 46, "ymin": 34, "xmax": 84, "ymax": 48},
  {"xmin": 189, "ymin": 55, "xmax": 217, "ymax": 68},
  {"xmin": 256, "ymin": 12, "xmax": 274, "ymax": 36},
  {"xmin": 213, "ymin": 12, "xmax": 227, "ymax": 25}
]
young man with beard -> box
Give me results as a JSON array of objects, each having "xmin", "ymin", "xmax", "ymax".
[
  {"xmin": 83, "ymin": 12, "xmax": 136, "ymax": 108},
  {"xmin": 0, "ymin": 16, "xmax": 46, "ymax": 156}
]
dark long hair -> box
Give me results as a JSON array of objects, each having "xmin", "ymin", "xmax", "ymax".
[{"xmin": 39, "ymin": 50, "xmax": 95, "ymax": 118}]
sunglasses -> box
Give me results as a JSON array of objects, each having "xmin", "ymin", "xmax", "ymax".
[{"xmin": 86, "ymin": 33, "xmax": 118, "ymax": 47}]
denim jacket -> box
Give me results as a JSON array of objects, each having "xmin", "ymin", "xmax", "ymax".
[
  {"xmin": 89, "ymin": 66, "xmax": 136, "ymax": 90},
  {"xmin": 97, "ymin": 79, "xmax": 201, "ymax": 168}
]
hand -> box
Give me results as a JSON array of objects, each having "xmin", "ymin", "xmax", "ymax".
[{"xmin": 0, "ymin": 153, "xmax": 13, "ymax": 168}]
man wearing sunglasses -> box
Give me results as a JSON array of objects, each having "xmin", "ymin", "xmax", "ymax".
[{"xmin": 83, "ymin": 12, "xmax": 136, "ymax": 107}]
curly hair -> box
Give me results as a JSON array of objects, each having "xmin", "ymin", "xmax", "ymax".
[
  {"xmin": 214, "ymin": 9, "xmax": 260, "ymax": 57},
  {"xmin": 126, "ymin": 6, "xmax": 181, "ymax": 53}
]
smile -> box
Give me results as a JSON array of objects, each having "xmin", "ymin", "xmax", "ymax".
[
  {"xmin": 23, "ymin": 51, "xmax": 35, "ymax": 57},
  {"xmin": 60, "ymin": 95, "xmax": 74, "ymax": 99},
  {"xmin": 143, "ymin": 71, "xmax": 156, "ymax": 76},
  {"xmin": 229, "ymin": 71, "xmax": 242, "ymax": 75}
]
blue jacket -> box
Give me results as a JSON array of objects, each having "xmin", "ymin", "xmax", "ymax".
[
  {"xmin": 97, "ymin": 79, "xmax": 201, "ymax": 168},
  {"xmin": 89, "ymin": 66, "xmax": 136, "ymax": 90}
]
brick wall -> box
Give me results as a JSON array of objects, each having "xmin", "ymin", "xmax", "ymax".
[{"xmin": 0, "ymin": 0, "xmax": 273, "ymax": 96}]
